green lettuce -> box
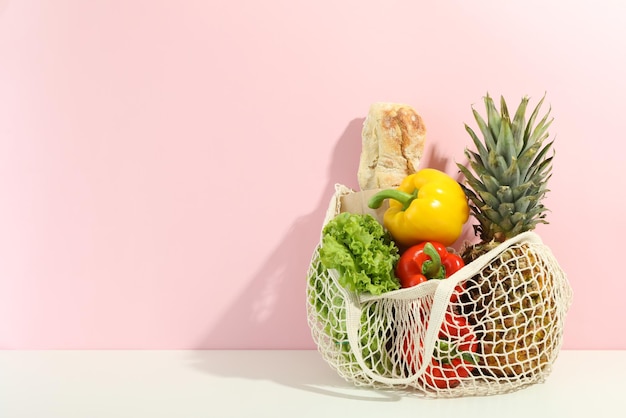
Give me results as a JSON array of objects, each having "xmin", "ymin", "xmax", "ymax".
[
  {"xmin": 308, "ymin": 254, "xmax": 394, "ymax": 377},
  {"xmin": 319, "ymin": 212, "xmax": 400, "ymax": 295}
]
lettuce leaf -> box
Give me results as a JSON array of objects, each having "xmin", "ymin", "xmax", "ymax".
[{"xmin": 319, "ymin": 212, "xmax": 400, "ymax": 295}]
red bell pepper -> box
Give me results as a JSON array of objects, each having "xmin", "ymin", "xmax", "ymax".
[
  {"xmin": 402, "ymin": 310, "xmax": 477, "ymax": 389},
  {"xmin": 395, "ymin": 242, "xmax": 464, "ymax": 288}
]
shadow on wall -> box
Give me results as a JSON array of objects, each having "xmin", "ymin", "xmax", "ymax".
[
  {"xmin": 189, "ymin": 116, "xmax": 479, "ymax": 390},
  {"xmin": 195, "ymin": 117, "xmax": 477, "ymax": 352},
  {"xmin": 195, "ymin": 118, "xmax": 366, "ymax": 350}
]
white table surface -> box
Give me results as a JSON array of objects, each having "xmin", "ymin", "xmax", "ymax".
[{"xmin": 0, "ymin": 350, "xmax": 621, "ymax": 417}]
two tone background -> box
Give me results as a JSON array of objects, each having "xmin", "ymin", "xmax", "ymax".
[{"xmin": 1, "ymin": 0, "xmax": 623, "ymax": 350}]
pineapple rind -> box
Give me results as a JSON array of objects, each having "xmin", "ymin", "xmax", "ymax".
[{"xmin": 461, "ymin": 242, "xmax": 563, "ymax": 379}]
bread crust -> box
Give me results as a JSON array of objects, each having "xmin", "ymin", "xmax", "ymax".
[{"xmin": 358, "ymin": 103, "xmax": 426, "ymax": 190}]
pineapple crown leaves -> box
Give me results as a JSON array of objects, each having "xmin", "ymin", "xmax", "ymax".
[{"xmin": 457, "ymin": 93, "xmax": 555, "ymax": 242}]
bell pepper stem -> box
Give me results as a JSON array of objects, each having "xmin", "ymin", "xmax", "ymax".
[
  {"xmin": 368, "ymin": 188, "xmax": 418, "ymax": 211},
  {"xmin": 461, "ymin": 352, "xmax": 478, "ymax": 365},
  {"xmin": 435, "ymin": 340, "xmax": 477, "ymax": 365},
  {"xmin": 422, "ymin": 242, "xmax": 445, "ymax": 280}
]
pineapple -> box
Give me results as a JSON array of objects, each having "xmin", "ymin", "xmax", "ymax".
[{"xmin": 457, "ymin": 93, "xmax": 561, "ymax": 378}]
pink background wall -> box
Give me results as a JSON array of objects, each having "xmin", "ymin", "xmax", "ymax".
[{"xmin": 0, "ymin": 0, "xmax": 624, "ymax": 349}]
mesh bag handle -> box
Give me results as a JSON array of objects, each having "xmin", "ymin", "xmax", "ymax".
[
  {"xmin": 343, "ymin": 273, "xmax": 458, "ymax": 385},
  {"xmin": 338, "ymin": 231, "xmax": 546, "ymax": 386}
]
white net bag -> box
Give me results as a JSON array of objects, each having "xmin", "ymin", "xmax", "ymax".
[{"xmin": 306, "ymin": 185, "xmax": 573, "ymax": 397}]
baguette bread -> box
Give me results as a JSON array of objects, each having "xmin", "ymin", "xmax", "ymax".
[{"xmin": 358, "ymin": 102, "xmax": 426, "ymax": 190}]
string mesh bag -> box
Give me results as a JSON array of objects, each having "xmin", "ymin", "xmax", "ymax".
[{"xmin": 306, "ymin": 184, "xmax": 573, "ymax": 398}]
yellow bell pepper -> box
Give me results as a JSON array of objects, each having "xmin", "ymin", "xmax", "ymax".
[{"xmin": 368, "ymin": 168, "xmax": 469, "ymax": 248}]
